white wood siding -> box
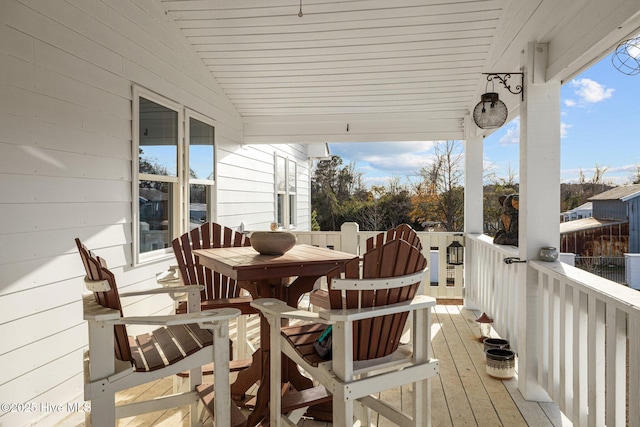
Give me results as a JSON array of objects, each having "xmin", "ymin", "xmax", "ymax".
[
  {"xmin": 0, "ymin": 1, "xmax": 310, "ymax": 425},
  {"xmin": 216, "ymin": 141, "xmax": 310, "ymax": 231}
]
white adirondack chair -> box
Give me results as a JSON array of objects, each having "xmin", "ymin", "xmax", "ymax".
[
  {"xmin": 76, "ymin": 238, "xmax": 244, "ymax": 427},
  {"xmin": 252, "ymin": 239, "xmax": 439, "ymax": 427}
]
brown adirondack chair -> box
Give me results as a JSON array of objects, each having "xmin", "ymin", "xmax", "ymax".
[
  {"xmin": 365, "ymin": 223, "xmax": 423, "ymax": 253},
  {"xmin": 76, "ymin": 238, "xmax": 244, "ymax": 427},
  {"xmin": 172, "ymin": 222, "xmax": 255, "ymax": 315},
  {"xmin": 310, "ymin": 223, "xmax": 423, "ymax": 310},
  {"xmin": 172, "ymin": 222, "xmax": 256, "ymax": 374},
  {"xmin": 252, "ymin": 239, "xmax": 439, "ymax": 427}
]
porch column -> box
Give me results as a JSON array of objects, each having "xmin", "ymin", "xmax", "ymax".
[
  {"xmin": 464, "ymin": 114, "xmax": 483, "ymax": 309},
  {"xmin": 518, "ymin": 42, "xmax": 561, "ymax": 401}
]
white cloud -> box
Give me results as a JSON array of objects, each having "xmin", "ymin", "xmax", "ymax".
[
  {"xmin": 569, "ymin": 78, "xmax": 614, "ymax": 104},
  {"xmin": 364, "ymin": 152, "xmax": 431, "ymax": 175},
  {"xmin": 564, "ymin": 99, "xmax": 576, "ymax": 107},
  {"xmin": 495, "ymin": 117, "xmax": 570, "ymax": 142},
  {"xmin": 330, "ymin": 141, "xmax": 441, "ymax": 177},
  {"xmin": 363, "ymin": 175, "xmax": 396, "ymax": 187},
  {"xmin": 498, "ymin": 118, "xmax": 520, "ymax": 145}
]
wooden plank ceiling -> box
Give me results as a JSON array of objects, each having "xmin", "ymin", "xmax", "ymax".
[{"xmin": 159, "ymin": 0, "xmax": 640, "ymax": 143}]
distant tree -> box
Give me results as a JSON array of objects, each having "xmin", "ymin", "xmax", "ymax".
[
  {"xmin": 410, "ymin": 141, "xmax": 464, "ymax": 231},
  {"xmin": 357, "ymin": 185, "xmax": 386, "ymax": 231},
  {"xmin": 493, "ymin": 162, "xmax": 518, "ymax": 188},
  {"xmin": 560, "ymin": 164, "xmax": 613, "ymax": 211},
  {"xmin": 379, "ymin": 177, "xmax": 413, "ymax": 228},
  {"xmin": 561, "ymin": 187, "xmax": 585, "ymax": 212},
  {"xmin": 139, "ymin": 148, "xmax": 171, "ymax": 191},
  {"xmin": 311, "ymin": 209, "xmax": 320, "ymax": 231},
  {"xmin": 579, "ymin": 164, "xmax": 610, "ymax": 193},
  {"xmin": 632, "ymin": 164, "xmax": 640, "ymax": 184},
  {"xmin": 483, "ymin": 161, "xmax": 519, "ymax": 237},
  {"xmin": 311, "ymin": 155, "xmax": 368, "ymax": 230}
]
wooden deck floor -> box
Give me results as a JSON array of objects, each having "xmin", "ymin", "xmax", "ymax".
[{"xmin": 56, "ymin": 305, "xmax": 569, "ymax": 427}]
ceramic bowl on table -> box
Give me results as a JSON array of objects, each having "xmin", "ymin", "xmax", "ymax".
[{"xmin": 250, "ymin": 231, "xmax": 297, "ymax": 255}]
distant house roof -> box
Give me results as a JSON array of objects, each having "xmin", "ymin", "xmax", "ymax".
[
  {"xmin": 588, "ymin": 184, "xmax": 640, "ymax": 202},
  {"xmin": 571, "ymin": 201, "xmax": 592, "ymax": 211},
  {"xmin": 560, "ymin": 217, "xmax": 627, "ymax": 234}
]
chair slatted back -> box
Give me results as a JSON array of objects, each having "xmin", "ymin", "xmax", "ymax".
[
  {"xmin": 329, "ymin": 239, "xmax": 427, "ymax": 361},
  {"xmin": 75, "ymin": 238, "xmax": 132, "ymax": 363},
  {"xmin": 172, "ymin": 223, "xmax": 251, "ymax": 302},
  {"xmin": 365, "ymin": 223, "xmax": 423, "ymax": 253}
]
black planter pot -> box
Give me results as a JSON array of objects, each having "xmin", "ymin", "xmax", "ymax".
[
  {"xmin": 483, "ymin": 337, "xmax": 509, "ymax": 354},
  {"xmin": 485, "ymin": 348, "xmax": 516, "ymax": 379}
]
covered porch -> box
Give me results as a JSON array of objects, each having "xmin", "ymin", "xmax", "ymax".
[
  {"xmin": 51, "ymin": 226, "xmax": 640, "ymax": 426},
  {"xmin": 2, "ymin": 0, "xmax": 640, "ymax": 426},
  {"xmin": 59, "ymin": 304, "xmax": 566, "ymax": 427}
]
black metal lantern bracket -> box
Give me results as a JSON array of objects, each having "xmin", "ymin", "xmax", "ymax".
[{"xmin": 483, "ymin": 73, "xmax": 525, "ymax": 101}]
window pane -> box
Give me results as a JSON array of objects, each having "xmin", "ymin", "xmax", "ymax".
[
  {"xmin": 139, "ymin": 181, "xmax": 172, "ymax": 253},
  {"xmin": 139, "ymin": 98, "xmax": 178, "ymax": 176},
  {"xmin": 189, "ymin": 118, "xmax": 215, "ymax": 180},
  {"xmin": 289, "ymin": 194, "xmax": 296, "ymax": 226},
  {"xmin": 288, "ymin": 160, "xmax": 296, "ymax": 193},
  {"xmin": 277, "ymin": 193, "xmax": 285, "ymax": 226},
  {"xmin": 189, "ymin": 183, "xmax": 210, "ymax": 230},
  {"xmin": 276, "ymin": 156, "xmax": 286, "ymax": 192}
]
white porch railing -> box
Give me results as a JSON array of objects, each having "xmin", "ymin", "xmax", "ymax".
[
  {"xmin": 466, "ymin": 233, "xmax": 640, "ymax": 427},
  {"xmin": 291, "ymin": 222, "xmax": 464, "ymax": 299},
  {"xmin": 465, "ymin": 234, "xmax": 520, "ymax": 351}
]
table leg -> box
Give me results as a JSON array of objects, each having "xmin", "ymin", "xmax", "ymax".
[
  {"xmin": 239, "ymin": 274, "xmax": 326, "ymax": 426},
  {"xmin": 231, "ymin": 279, "xmax": 276, "ymax": 403},
  {"xmin": 230, "ymin": 348, "xmax": 262, "ymax": 401}
]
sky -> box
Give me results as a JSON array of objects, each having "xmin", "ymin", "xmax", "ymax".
[{"xmin": 329, "ymin": 50, "xmax": 640, "ymax": 188}]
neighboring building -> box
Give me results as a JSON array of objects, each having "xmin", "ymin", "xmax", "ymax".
[
  {"xmin": 561, "ymin": 201, "xmax": 592, "ymax": 222},
  {"xmin": 559, "ymin": 217, "xmax": 628, "ymax": 256},
  {"xmin": 560, "ymin": 184, "xmax": 640, "ymax": 256}
]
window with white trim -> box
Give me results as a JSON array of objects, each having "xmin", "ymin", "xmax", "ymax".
[
  {"xmin": 186, "ymin": 110, "xmax": 216, "ymax": 231},
  {"xmin": 133, "ymin": 87, "xmax": 216, "ymax": 263},
  {"xmin": 275, "ymin": 155, "xmax": 297, "ymax": 229}
]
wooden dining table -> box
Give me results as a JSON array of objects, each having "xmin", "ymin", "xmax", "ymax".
[{"xmin": 193, "ymin": 243, "xmax": 358, "ymax": 426}]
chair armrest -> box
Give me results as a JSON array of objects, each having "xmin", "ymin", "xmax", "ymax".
[
  {"xmin": 116, "ymin": 308, "xmax": 241, "ymax": 326},
  {"xmin": 251, "ymin": 298, "xmax": 332, "ymax": 323},
  {"xmin": 330, "ymin": 269, "xmax": 426, "ymax": 291},
  {"xmin": 83, "ymin": 294, "xmax": 121, "ymax": 321},
  {"xmin": 119, "ymin": 285, "xmax": 203, "ymax": 298},
  {"xmin": 319, "ymin": 295, "xmax": 436, "ymax": 322}
]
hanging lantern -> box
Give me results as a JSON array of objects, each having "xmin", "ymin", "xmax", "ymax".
[
  {"xmin": 472, "ymin": 92, "xmax": 508, "ymax": 129},
  {"xmin": 472, "ymin": 73, "xmax": 524, "ymax": 130},
  {"xmin": 446, "ymin": 241, "xmax": 464, "ymax": 265},
  {"xmin": 612, "ymin": 36, "xmax": 640, "ymax": 75}
]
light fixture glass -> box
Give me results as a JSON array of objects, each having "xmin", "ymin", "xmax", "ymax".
[
  {"xmin": 475, "ymin": 312, "xmax": 494, "ymax": 340},
  {"xmin": 472, "ymin": 92, "xmax": 508, "ymax": 129},
  {"xmin": 446, "ymin": 240, "xmax": 464, "ymax": 265}
]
